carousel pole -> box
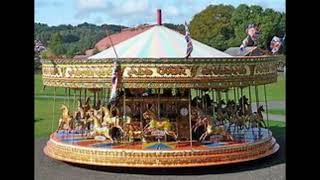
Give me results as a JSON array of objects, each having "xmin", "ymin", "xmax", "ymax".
[
  {"xmin": 68, "ymin": 88, "xmax": 71, "ymax": 108},
  {"xmin": 51, "ymin": 87, "xmax": 56, "ymax": 133},
  {"xmin": 105, "ymin": 88, "xmax": 109, "ymax": 104},
  {"xmin": 236, "ymin": 87, "xmax": 239, "ymax": 101},
  {"xmin": 188, "ymin": 89, "xmax": 193, "ymax": 149},
  {"xmin": 263, "ymin": 85, "xmax": 270, "ymax": 134},
  {"xmin": 225, "ymin": 89, "xmax": 229, "ymax": 102},
  {"xmin": 216, "ymin": 90, "xmax": 221, "ymax": 102},
  {"xmin": 241, "ymin": 87, "xmax": 244, "ymax": 115},
  {"xmin": 158, "ymin": 88, "xmax": 160, "ymax": 119},
  {"xmin": 255, "ymin": 85, "xmax": 260, "ymax": 111},
  {"xmin": 201, "ymin": 90, "xmax": 205, "ymax": 110},
  {"xmin": 84, "ymin": 89, "xmax": 87, "ymax": 102},
  {"xmin": 233, "ymin": 87, "xmax": 236, "ymax": 101},
  {"xmin": 79, "ymin": 88, "xmax": 82, "ymax": 102},
  {"xmin": 248, "ymin": 86, "xmax": 252, "ymax": 105},
  {"xmin": 123, "ymin": 88, "xmax": 126, "ymax": 121},
  {"xmin": 73, "ymin": 89, "xmax": 76, "ymax": 110},
  {"xmin": 93, "ymin": 91, "xmax": 96, "ymax": 108},
  {"xmin": 97, "ymin": 89, "xmax": 100, "ymax": 107},
  {"xmin": 64, "ymin": 88, "xmax": 67, "ymax": 104},
  {"xmin": 212, "ymin": 89, "xmax": 215, "ymax": 122}
]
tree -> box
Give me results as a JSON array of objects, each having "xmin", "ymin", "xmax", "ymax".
[
  {"xmin": 48, "ymin": 33, "xmax": 66, "ymax": 56},
  {"xmin": 230, "ymin": 5, "xmax": 285, "ymax": 49},
  {"xmin": 189, "ymin": 4, "xmax": 235, "ymax": 50}
]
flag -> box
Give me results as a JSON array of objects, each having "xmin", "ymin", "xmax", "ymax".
[
  {"xmin": 270, "ymin": 35, "xmax": 285, "ymax": 54},
  {"xmin": 109, "ymin": 60, "xmax": 120, "ymax": 104},
  {"xmin": 184, "ymin": 22, "xmax": 193, "ymax": 58}
]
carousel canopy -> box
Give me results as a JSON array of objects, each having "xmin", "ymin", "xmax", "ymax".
[{"xmin": 89, "ymin": 25, "xmax": 231, "ymax": 59}]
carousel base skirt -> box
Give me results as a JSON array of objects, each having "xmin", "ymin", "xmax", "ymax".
[{"xmin": 44, "ymin": 128, "xmax": 279, "ymax": 168}]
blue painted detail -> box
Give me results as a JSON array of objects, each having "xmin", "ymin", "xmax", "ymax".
[
  {"xmin": 91, "ymin": 143, "xmax": 113, "ymax": 148},
  {"xmin": 146, "ymin": 143, "xmax": 172, "ymax": 150}
]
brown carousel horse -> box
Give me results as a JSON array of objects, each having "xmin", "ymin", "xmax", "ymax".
[
  {"xmin": 228, "ymin": 111, "xmax": 248, "ymax": 133},
  {"xmin": 192, "ymin": 114, "xmax": 233, "ymax": 142},
  {"xmin": 57, "ymin": 104, "xmax": 74, "ymax": 131},
  {"xmin": 143, "ymin": 109, "xmax": 177, "ymax": 140},
  {"xmin": 83, "ymin": 97, "xmax": 91, "ymax": 116},
  {"xmin": 249, "ymin": 105, "xmax": 266, "ymax": 129}
]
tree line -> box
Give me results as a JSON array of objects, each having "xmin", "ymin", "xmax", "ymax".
[
  {"xmin": 34, "ymin": 4, "xmax": 285, "ymax": 58},
  {"xmin": 189, "ymin": 4, "xmax": 285, "ymax": 52}
]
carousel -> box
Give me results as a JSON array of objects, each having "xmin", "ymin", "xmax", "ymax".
[{"xmin": 42, "ymin": 10, "xmax": 280, "ymax": 168}]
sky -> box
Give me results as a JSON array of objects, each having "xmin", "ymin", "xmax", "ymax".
[{"xmin": 35, "ymin": 0, "xmax": 285, "ymax": 27}]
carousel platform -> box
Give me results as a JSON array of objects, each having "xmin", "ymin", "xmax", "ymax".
[{"xmin": 44, "ymin": 128, "xmax": 279, "ymax": 168}]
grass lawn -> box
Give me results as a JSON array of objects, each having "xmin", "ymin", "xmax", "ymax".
[
  {"xmin": 34, "ymin": 95, "xmax": 286, "ymax": 139},
  {"xmin": 35, "ymin": 98, "xmax": 64, "ymax": 138},
  {"xmin": 268, "ymin": 120, "xmax": 286, "ymax": 138},
  {"xmin": 268, "ymin": 108, "xmax": 286, "ymax": 116},
  {"xmin": 35, "ymin": 74, "xmax": 65, "ymax": 96},
  {"xmin": 191, "ymin": 74, "xmax": 285, "ymax": 102},
  {"xmin": 35, "ymin": 73, "xmax": 285, "ymax": 138},
  {"xmin": 35, "ymin": 74, "xmax": 285, "ymax": 101}
]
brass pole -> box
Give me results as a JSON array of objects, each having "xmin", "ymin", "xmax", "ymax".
[
  {"xmin": 73, "ymin": 89, "xmax": 76, "ymax": 110},
  {"xmin": 264, "ymin": 85, "xmax": 270, "ymax": 134},
  {"xmin": 52, "ymin": 87, "xmax": 56, "ymax": 133},
  {"xmin": 84, "ymin": 89, "xmax": 87, "ymax": 102},
  {"xmin": 212, "ymin": 89, "xmax": 216, "ymax": 122},
  {"xmin": 188, "ymin": 89, "xmax": 193, "ymax": 149},
  {"xmin": 225, "ymin": 89, "xmax": 229, "ymax": 102},
  {"xmin": 255, "ymin": 85, "xmax": 260, "ymax": 110},
  {"xmin": 68, "ymin": 88, "xmax": 70, "ymax": 109},
  {"xmin": 158, "ymin": 89, "xmax": 160, "ymax": 118},
  {"xmin": 241, "ymin": 87, "xmax": 244, "ymax": 115},
  {"xmin": 64, "ymin": 88, "xmax": 67, "ymax": 104},
  {"xmin": 248, "ymin": 86, "xmax": 252, "ymax": 105},
  {"xmin": 123, "ymin": 88, "xmax": 126, "ymax": 119}
]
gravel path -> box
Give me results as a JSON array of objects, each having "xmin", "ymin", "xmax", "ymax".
[{"xmin": 35, "ymin": 136, "xmax": 285, "ymax": 180}]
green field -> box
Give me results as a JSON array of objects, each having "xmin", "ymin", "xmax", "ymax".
[
  {"xmin": 268, "ymin": 108, "xmax": 286, "ymax": 116},
  {"xmin": 35, "ymin": 74, "xmax": 285, "ymax": 101},
  {"xmin": 35, "ymin": 73, "xmax": 285, "ymax": 138},
  {"xmin": 35, "ymin": 98, "xmax": 64, "ymax": 138},
  {"xmin": 268, "ymin": 120, "xmax": 286, "ymax": 138}
]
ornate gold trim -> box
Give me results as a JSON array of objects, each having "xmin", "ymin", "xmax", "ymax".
[
  {"xmin": 44, "ymin": 135, "xmax": 279, "ymax": 168},
  {"xmin": 41, "ymin": 57, "xmax": 279, "ymax": 89}
]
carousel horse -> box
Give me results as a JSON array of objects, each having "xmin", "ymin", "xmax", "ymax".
[
  {"xmin": 87, "ymin": 111, "xmax": 114, "ymax": 142},
  {"xmin": 143, "ymin": 109, "xmax": 177, "ymax": 140},
  {"xmin": 249, "ymin": 105, "xmax": 266, "ymax": 129},
  {"xmin": 238, "ymin": 96, "xmax": 249, "ymax": 116},
  {"xmin": 192, "ymin": 115, "xmax": 211, "ymax": 133},
  {"xmin": 57, "ymin": 104, "xmax": 74, "ymax": 131},
  {"xmin": 83, "ymin": 97, "xmax": 91, "ymax": 116},
  {"xmin": 73, "ymin": 100, "xmax": 87, "ymax": 130},
  {"xmin": 225, "ymin": 100, "xmax": 237, "ymax": 118},
  {"xmin": 100, "ymin": 105, "xmax": 121, "ymax": 126},
  {"xmin": 228, "ymin": 111, "xmax": 248, "ymax": 133},
  {"xmin": 216, "ymin": 107, "xmax": 229, "ymax": 125},
  {"xmin": 192, "ymin": 114, "xmax": 233, "ymax": 142},
  {"xmin": 199, "ymin": 124, "xmax": 234, "ymax": 142}
]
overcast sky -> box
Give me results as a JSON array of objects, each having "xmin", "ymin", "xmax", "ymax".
[{"xmin": 35, "ymin": 0, "xmax": 285, "ymax": 27}]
